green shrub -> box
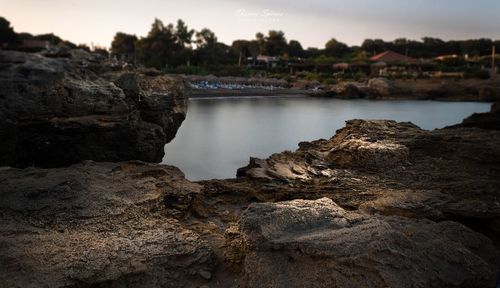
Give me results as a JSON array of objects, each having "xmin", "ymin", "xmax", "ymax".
[
  {"xmin": 353, "ymin": 71, "xmax": 366, "ymax": 81},
  {"xmin": 473, "ymin": 70, "xmax": 491, "ymax": 80},
  {"xmin": 464, "ymin": 67, "xmax": 491, "ymax": 79},
  {"xmin": 322, "ymin": 78, "xmax": 337, "ymax": 85}
]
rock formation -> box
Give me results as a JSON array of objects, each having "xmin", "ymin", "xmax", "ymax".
[
  {"xmin": 1, "ymin": 114, "xmax": 499, "ymax": 287},
  {"xmin": 0, "ymin": 161, "xmax": 215, "ymax": 287},
  {"xmin": 237, "ymin": 198, "xmax": 497, "ymax": 287},
  {"xmin": 320, "ymin": 77, "xmax": 500, "ymax": 101},
  {"xmin": 452, "ymin": 102, "xmax": 500, "ymax": 130},
  {"xmin": 235, "ymin": 119, "xmax": 500, "ymax": 232},
  {"xmin": 0, "ymin": 50, "xmax": 499, "ymax": 287},
  {"xmin": 0, "ymin": 50, "xmax": 188, "ymax": 168}
]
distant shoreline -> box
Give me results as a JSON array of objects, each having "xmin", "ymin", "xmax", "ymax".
[
  {"xmin": 190, "ymin": 88, "xmax": 314, "ymax": 98},
  {"xmin": 189, "ymin": 78, "xmax": 500, "ymax": 102}
]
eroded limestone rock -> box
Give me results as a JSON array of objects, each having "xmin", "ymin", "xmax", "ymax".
[
  {"xmin": 0, "ymin": 50, "xmax": 188, "ymax": 168},
  {"xmin": 236, "ymin": 198, "xmax": 498, "ymax": 288},
  {"xmin": 0, "ymin": 161, "xmax": 215, "ymax": 287}
]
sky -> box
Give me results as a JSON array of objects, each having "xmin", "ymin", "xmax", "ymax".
[{"xmin": 1, "ymin": 0, "xmax": 499, "ymax": 49}]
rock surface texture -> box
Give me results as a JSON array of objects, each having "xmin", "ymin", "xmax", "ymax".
[
  {"xmin": 0, "ymin": 50, "xmax": 188, "ymax": 168},
  {"xmin": 0, "ymin": 161, "xmax": 215, "ymax": 288},
  {"xmin": 1, "ymin": 51, "xmax": 499, "ymax": 287},
  {"xmin": 1, "ymin": 115, "xmax": 499, "ymax": 287},
  {"xmin": 238, "ymin": 198, "xmax": 497, "ymax": 288}
]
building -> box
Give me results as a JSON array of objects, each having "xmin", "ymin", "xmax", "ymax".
[
  {"xmin": 247, "ymin": 55, "xmax": 280, "ymax": 68},
  {"xmin": 370, "ymin": 50, "xmax": 435, "ymax": 77}
]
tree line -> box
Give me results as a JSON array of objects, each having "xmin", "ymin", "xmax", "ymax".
[
  {"xmin": 112, "ymin": 18, "xmax": 499, "ymax": 68},
  {"xmin": 1, "ymin": 16, "xmax": 498, "ymax": 70}
]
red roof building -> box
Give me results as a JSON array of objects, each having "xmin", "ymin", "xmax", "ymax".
[{"xmin": 370, "ymin": 50, "xmax": 417, "ymax": 63}]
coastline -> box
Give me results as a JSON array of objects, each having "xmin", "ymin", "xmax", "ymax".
[
  {"xmin": 190, "ymin": 88, "xmax": 313, "ymax": 98},
  {"xmin": 188, "ymin": 77, "xmax": 500, "ymax": 102}
]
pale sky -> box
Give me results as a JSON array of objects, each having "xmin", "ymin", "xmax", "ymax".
[{"xmin": 1, "ymin": 0, "xmax": 499, "ymax": 48}]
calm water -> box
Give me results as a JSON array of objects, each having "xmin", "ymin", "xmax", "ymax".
[{"xmin": 163, "ymin": 97, "xmax": 491, "ymax": 181}]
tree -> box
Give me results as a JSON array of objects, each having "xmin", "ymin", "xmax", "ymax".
[
  {"xmin": 33, "ymin": 33, "xmax": 63, "ymax": 45},
  {"xmin": 135, "ymin": 19, "xmax": 171, "ymax": 68},
  {"xmin": 361, "ymin": 39, "xmax": 388, "ymax": 55},
  {"xmin": 194, "ymin": 28, "xmax": 238, "ymax": 65},
  {"xmin": 196, "ymin": 28, "xmax": 217, "ymax": 47},
  {"xmin": 287, "ymin": 40, "xmax": 304, "ymax": 58},
  {"xmin": 111, "ymin": 32, "xmax": 137, "ymax": 62},
  {"xmin": 0, "ymin": 17, "xmax": 17, "ymax": 46},
  {"xmin": 135, "ymin": 18, "xmax": 194, "ymax": 68},
  {"xmin": 324, "ymin": 38, "xmax": 350, "ymax": 58},
  {"xmin": 265, "ymin": 30, "xmax": 287, "ymax": 56},
  {"xmin": 175, "ymin": 19, "xmax": 194, "ymax": 48},
  {"xmin": 232, "ymin": 40, "xmax": 260, "ymax": 58},
  {"xmin": 255, "ymin": 32, "xmax": 266, "ymax": 55}
]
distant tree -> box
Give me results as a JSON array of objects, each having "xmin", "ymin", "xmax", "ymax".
[
  {"xmin": 194, "ymin": 28, "xmax": 218, "ymax": 65},
  {"xmin": 93, "ymin": 46, "xmax": 109, "ymax": 57},
  {"xmin": 196, "ymin": 28, "xmax": 217, "ymax": 47},
  {"xmin": 255, "ymin": 32, "xmax": 266, "ymax": 54},
  {"xmin": 460, "ymin": 38, "xmax": 492, "ymax": 56},
  {"xmin": 361, "ymin": 39, "xmax": 388, "ymax": 55},
  {"xmin": 287, "ymin": 40, "xmax": 304, "ymax": 58},
  {"xmin": 265, "ymin": 30, "xmax": 287, "ymax": 56},
  {"xmin": 304, "ymin": 47, "xmax": 322, "ymax": 58},
  {"xmin": 324, "ymin": 38, "xmax": 350, "ymax": 58},
  {"xmin": 77, "ymin": 44, "xmax": 91, "ymax": 52},
  {"xmin": 16, "ymin": 32, "xmax": 33, "ymax": 41},
  {"xmin": 33, "ymin": 33, "xmax": 64, "ymax": 45},
  {"xmin": 175, "ymin": 19, "xmax": 194, "ymax": 48},
  {"xmin": 136, "ymin": 18, "xmax": 173, "ymax": 68},
  {"xmin": 135, "ymin": 18, "xmax": 194, "ymax": 68},
  {"xmin": 232, "ymin": 39, "xmax": 260, "ymax": 58},
  {"xmin": 232, "ymin": 40, "xmax": 249, "ymax": 58},
  {"xmin": 0, "ymin": 17, "xmax": 17, "ymax": 46},
  {"xmin": 111, "ymin": 32, "xmax": 138, "ymax": 62},
  {"xmin": 194, "ymin": 28, "xmax": 238, "ymax": 65}
]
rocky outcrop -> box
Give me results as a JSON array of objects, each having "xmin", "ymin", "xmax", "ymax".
[
  {"xmin": 1, "ymin": 58, "xmax": 499, "ymax": 288},
  {"xmin": 452, "ymin": 102, "xmax": 500, "ymax": 130},
  {"xmin": 1, "ymin": 114, "xmax": 499, "ymax": 287},
  {"xmin": 367, "ymin": 77, "xmax": 407, "ymax": 97},
  {"xmin": 236, "ymin": 119, "xmax": 500, "ymax": 229},
  {"xmin": 0, "ymin": 161, "xmax": 215, "ymax": 287},
  {"xmin": 0, "ymin": 50, "xmax": 188, "ymax": 168},
  {"xmin": 236, "ymin": 198, "xmax": 497, "ymax": 288},
  {"xmin": 320, "ymin": 78, "xmax": 500, "ymax": 101},
  {"xmin": 327, "ymin": 81, "xmax": 366, "ymax": 98}
]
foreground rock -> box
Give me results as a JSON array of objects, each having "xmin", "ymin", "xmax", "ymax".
[
  {"xmin": 236, "ymin": 198, "xmax": 497, "ymax": 287},
  {"xmin": 0, "ymin": 50, "xmax": 188, "ymax": 168},
  {"xmin": 0, "ymin": 161, "xmax": 215, "ymax": 287},
  {"xmin": 236, "ymin": 119, "xmax": 500, "ymax": 233},
  {"xmin": 1, "ymin": 99, "xmax": 499, "ymax": 286}
]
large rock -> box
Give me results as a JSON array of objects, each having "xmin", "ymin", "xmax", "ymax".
[
  {"xmin": 236, "ymin": 198, "xmax": 498, "ymax": 288},
  {"xmin": 367, "ymin": 78, "xmax": 410, "ymax": 97},
  {"xmin": 0, "ymin": 161, "xmax": 215, "ymax": 287},
  {"xmin": 236, "ymin": 119, "xmax": 500, "ymax": 238},
  {"xmin": 0, "ymin": 50, "xmax": 188, "ymax": 168},
  {"xmin": 451, "ymin": 102, "xmax": 500, "ymax": 130},
  {"xmin": 328, "ymin": 82, "xmax": 365, "ymax": 98}
]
